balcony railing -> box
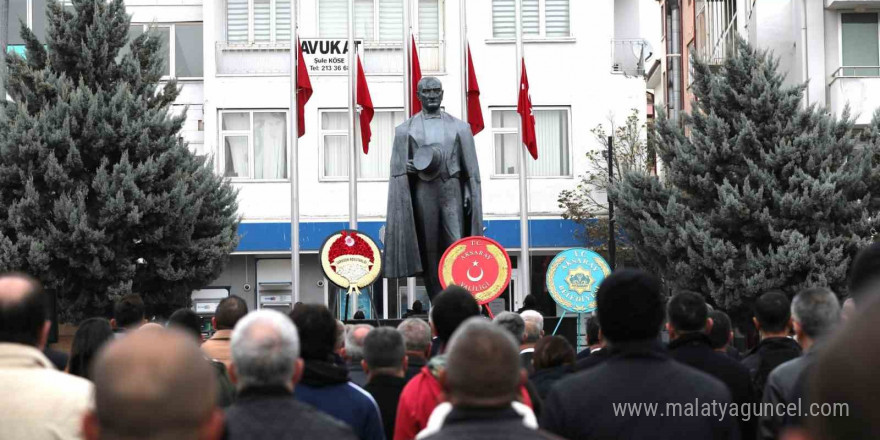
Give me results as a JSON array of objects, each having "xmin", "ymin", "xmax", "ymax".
[
  {"xmin": 832, "ymin": 66, "xmax": 880, "ymax": 80},
  {"xmin": 829, "ymin": 66, "xmax": 880, "ymax": 125},
  {"xmin": 610, "ymin": 39, "xmax": 652, "ymax": 77},
  {"xmin": 695, "ymin": 0, "xmax": 739, "ymax": 65},
  {"xmin": 215, "ymin": 40, "xmax": 445, "ymax": 76}
]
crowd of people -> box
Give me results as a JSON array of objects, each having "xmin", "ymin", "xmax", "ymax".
[{"xmin": 2, "ymin": 243, "xmax": 880, "ymax": 440}]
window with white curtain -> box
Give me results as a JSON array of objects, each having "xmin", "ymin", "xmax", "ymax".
[
  {"xmin": 128, "ymin": 23, "xmax": 204, "ymax": 78},
  {"xmin": 491, "ymin": 108, "xmax": 570, "ymax": 177},
  {"xmin": 226, "ymin": 0, "xmax": 292, "ymax": 44},
  {"xmin": 221, "ymin": 110, "xmax": 288, "ymax": 180},
  {"xmin": 492, "ymin": 0, "xmax": 570, "ymax": 38},
  {"xmin": 321, "ymin": 109, "xmax": 405, "ymax": 180}
]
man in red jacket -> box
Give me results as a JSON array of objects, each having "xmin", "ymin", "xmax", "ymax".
[{"xmin": 394, "ymin": 286, "xmax": 533, "ymax": 440}]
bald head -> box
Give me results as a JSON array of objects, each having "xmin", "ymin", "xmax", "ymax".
[
  {"xmin": 0, "ymin": 273, "xmax": 47, "ymax": 348},
  {"xmin": 89, "ymin": 328, "xmax": 218, "ymax": 440},
  {"xmin": 443, "ymin": 318, "xmax": 522, "ymax": 407}
]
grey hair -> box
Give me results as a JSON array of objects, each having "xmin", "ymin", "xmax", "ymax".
[
  {"xmin": 520, "ymin": 310, "xmax": 544, "ymax": 342},
  {"xmin": 397, "ymin": 318, "xmax": 432, "ymax": 352},
  {"xmin": 363, "ymin": 327, "xmax": 406, "ymax": 370},
  {"xmin": 345, "ymin": 324, "xmax": 374, "ymax": 362},
  {"xmin": 231, "ymin": 310, "xmax": 300, "ymax": 390},
  {"xmin": 792, "ymin": 287, "xmax": 841, "ymax": 339},
  {"xmin": 493, "ymin": 312, "xmax": 525, "ymax": 342}
]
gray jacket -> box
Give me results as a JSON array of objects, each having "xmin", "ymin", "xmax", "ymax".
[{"xmin": 759, "ymin": 350, "xmax": 815, "ymax": 440}]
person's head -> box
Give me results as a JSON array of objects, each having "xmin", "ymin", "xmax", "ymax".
[
  {"xmin": 289, "ymin": 304, "xmax": 336, "ymax": 361},
  {"xmin": 597, "ymin": 269, "xmax": 665, "ymax": 343},
  {"xmin": 417, "ymin": 77, "xmax": 444, "ymax": 113},
  {"xmin": 493, "ymin": 312, "xmax": 525, "ymax": 343},
  {"xmin": 791, "ymin": 287, "xmax": 840, "ymax": 349},
  {"xmin": 707, "ymin": 310, "xmax": 734, "ymax": 350},
  {"xmin": 520, "ymin": 310, "xmax": 544, "ymax": 344},
  {"xmin": 0, "ymin": 273, "xmax": 49, "ymax": 349},
  {"xmin": 521, "ymin": 294, "xmax": 538, "ymax": 311},
  {"xmin": 412, "ymin": 300, "xmax": 423, "ymax": 314},
  {"xmin": 213, "ymin": 296, "xmax": 248, "ymax": 331},
  {"xmin": 362, "ymin": 327, "xmax": 406, "ymax": 378},
  {"xmin": 804, "ymin": 295, "xmax": 880, "ymax": 440},
  {"xmin": 334, "ymin": 320, "xmax": 346, "ymax": 355},
  {"xmin": 167, "ymin": 308, "xmax": 203, "ymax": 342},
  {"xmin": 586, "ymin": 314, "xmax": 602, "ymax": 347},
  {"xmin": 112, "ymin": 293, "xmax": 146, "ymax": 331},
  {"xmin": 440, "ymin": 318, "xmax": 523, "ymax": 407},
  {"xmin": 397, "ymin": 318, "xmax": 432, "ymax": 357},
  {"xmin": 229, "ymin": 309, "xmax": 302, "ymax": 392},
  {"xmin": 666, "ymin": 291, "xmax": 710, "ymax": 338},
  {"xmin": 533, "ymin": 336, "xmax": 576, "ymax": 371},
  {"xmin": 353, "ymin": 310, "xmax": 366, "ymax": 320},
  {"xmin": 68, "ymin": 318, "xmax": 114, "ymax": 380},
  {"xmin": 848, "ymin": 243, "xmax": 880, "ymax": 304},
  {"xmin": 83, "ymin": 328, "xmax": 222, "ymax": 440},
  {"xmin": 344, "ymin": 324, "xmax": 373, "ymax": 362},
  {"xmin": 430, "ymin": 285, "xmax": 480, "ymax": 345},
  {"xmin": 753, "ymin": 291, "xmax": 792, "ymax": 337}
]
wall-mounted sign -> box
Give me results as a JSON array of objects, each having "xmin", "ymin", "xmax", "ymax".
[
  {"xmin": 439, "ymin": 237, "xmax": 512, "ymax": 305},
  {"xmin": 301, "ymin": 39, "xmax": 363, "ymax": 76},
  {"xmin": 320, "ymin": 230, "xmax": 382, "ymax": 295},
  {"xmin": 546, "ymin": 248, "xmax": 611, "ymax": 313}
]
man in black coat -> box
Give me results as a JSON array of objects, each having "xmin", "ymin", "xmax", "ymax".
[
  {"xmin": 362, "ymin": 327, "xmax": 408, "ymax": 440},
  {"xmin": 742, "ymin": 291, "xmax": 801, "ymax": 394},
  {"xmin": 421, "ymin": 319, "xmax": 559, "ymax": 440},
  {"xmin": 540, "ymin": 270, "xmax": 739, "ymax": 440},
  {"xmin": 666, "ymin": 292, "xmax": 755, "ymax": 439},
  {"xmin": 224, "ymin": 310, "xmax": 357, "ymax": 440}
]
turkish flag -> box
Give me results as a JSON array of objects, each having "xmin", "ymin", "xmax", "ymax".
[
  {"xmin": 357, "ymin": 55, "xmax": 374, "ymax": 154},
  {"xmin": 517, "ymin": 58, "xmax": 537, "ymax": 160},
  {"xmin": 410, "ymin": 36, "xmax": 422, "ymax": 116},
  {"xmin": 466, "ymin": 44, "xmax": 484, "ymax": 135},
  {"xmin": 296, "ymin": 38, "xmax": 313, "ymax": 138}
]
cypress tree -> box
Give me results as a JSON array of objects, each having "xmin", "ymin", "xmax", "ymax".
[
  {"xmin": 0, "ymin": 0, "xmax": 239, "ymax": 321},
  {"xmin": 610, "ymin": 39, "xmax": 880, "ymax": 314}
]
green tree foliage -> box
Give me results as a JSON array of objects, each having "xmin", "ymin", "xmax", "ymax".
[
  {"xmin": 610, "ymin": 39, "xmax": 880, "ymax": 314},
  {"xmin": 0, "ymin": 0, "xmax": 239, "ymax": 322}
]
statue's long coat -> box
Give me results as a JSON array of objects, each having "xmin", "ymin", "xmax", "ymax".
[{"xmin": 384, "ymin": 111, "xmax": 484, "ymax": 279}]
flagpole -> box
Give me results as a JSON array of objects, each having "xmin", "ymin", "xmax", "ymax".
[
  {"xmin": 515, "ymin": 0, "xmax": 531, "ymax": 308},
  {"xmin": 403, "ymin": 0, "xmax": 416, "ymax": 309},
  {"xmin": 459, "ymin": 0, "xmax": 467, "ymax": 120},
  {"xmin": 289, "ymin": 0, "xmax": 300, "ymax": 304},
  {"xmin": 348, "ymin": 0, "xmax": 359, "ymax": 318}
]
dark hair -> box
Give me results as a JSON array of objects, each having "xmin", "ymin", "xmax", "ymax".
[
  {"xmin": 363, "ymin": 327, "xmax": 405, "ymax": 370},
  {"xmin": 0, "ymin": 273, "xmax": 47, "ymax": 347},
  {"xmin": 667, "ymin": 291, "xmax": 708, "ymax": 333},
  {"xmin": 521, "ymin": 294, "xmax": 538, "ymax": 311},
  {"xmin": 68, "ymin": 318, "xmax": 114, "ymax": 380},
  {"xmin": 849, "ymin": 243, "xmax": 880, "ymax": 302},
  {"xmin": 533, "ymin": 336, "xmax": 575, "ymax": 370},
  {"xmin": 353, "ymin": 310, "xmax": 366, "ymax": 320},
  {"xmin": 113, "ymin": 294, "xmax": 145, "ymax": 329},
  {"xmin": 707, "ymin": 311, "xmax": 733, "ymax": 349},
  {"xmin": 412, "ymin": 300, "xmax": 423, "ymax": 314},
  {"xmin": 586, "ymin": 315, "xmax": 601, "ymax": 346},
  {"xmin": 167, "ymin": 309, "xmax": 202, "ymax": 342},
  {"xmin": 289, "ymin": 304, "xmax": 337, "ymax": 360},
  {"xmin": 597, "ymin": 269, "xmax": 664, "ymax": 343},
  {"xmin": 431, "ymin": 285, "xmax": 480, "ymax": 343},
  {"xmin": 215, "ymin": 296, "xmax": 248, "ymax": 330},
  {"xmin": 753, "ymin": 291, "xmax": 791, "ymax": 333}
]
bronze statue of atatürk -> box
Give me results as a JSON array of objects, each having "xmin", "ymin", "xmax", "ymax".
[{"xmin": 384, "ymin": 77, "xmax": 484, "ymax": 301}]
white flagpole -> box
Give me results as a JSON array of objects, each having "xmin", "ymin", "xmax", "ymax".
[
  {"xmin": 460, "ymin": 0, "xmax": 467, "ymax": 120},
  {"xmin": 289, "ymin": 0, "xmax": 300, "ymax": 304},
  {"xmin": 515, "ymin": 0, "xmax": 531, "ymax": 309},
  {"xmin": 404, "ymin": 0, "xmax": 416, "ymax": 310},
  {"xmin": 348, "ymin": 0, "xmax": 359, "ymax": 317}
]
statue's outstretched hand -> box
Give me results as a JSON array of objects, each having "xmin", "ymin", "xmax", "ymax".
[{"xmin": 406, "ymin": 160, "xmax": 417, "ymax": 174}]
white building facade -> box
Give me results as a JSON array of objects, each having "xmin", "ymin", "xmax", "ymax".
[{"xmin": 7, "ymin": 0, "xmax": 653, "ymax": 318}]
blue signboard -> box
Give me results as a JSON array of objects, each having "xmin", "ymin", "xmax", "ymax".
[{"xmin": 546, "ymin": 248, "xmax": 611, "ymax": 313}]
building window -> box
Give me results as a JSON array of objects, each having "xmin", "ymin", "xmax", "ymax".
[
  {"xmin": 220, "ymin": 110, "xmax": 288, "ymax": 180},
  {"xmin": 318, "ymin": 0, "xmax": 445, "ymax": 73},
  {"xmin": 320, "ymin": 109, "xmax": 405, "ymax": 180},
  {"xmin": 128, "ymin": 23, "xmax": 204, "ymax": 78},
  {"xmin": 226, "ymin": 0, "xmax": 292, "ymax": 44},
  {"xmin": 491, "ymin": 108, "xmax": 570, "ymax": 177},
  {"xmin": 5, "ymin": 0, "xmax": 49, "ymax": 54},
  {"xmin": 491, "ymin": 0, "xmax": 570, "ymax": 39},
  {"xmin": 841, "ymin": 13, "xmax": 880, "ymax": 77}
]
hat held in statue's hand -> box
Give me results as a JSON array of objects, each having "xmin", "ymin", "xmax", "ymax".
[{"xmin": 414, "ymin": 143, "xmax": 443, "ymax": 181}]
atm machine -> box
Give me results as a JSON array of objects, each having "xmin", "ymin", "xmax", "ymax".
[
  {"xmin": 256, "ymin": 259, "xmax": 294, "ymax": 313},
  {"xmin": 191, "ymin": 288, "xmax": 230, "ymax": 337}
]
